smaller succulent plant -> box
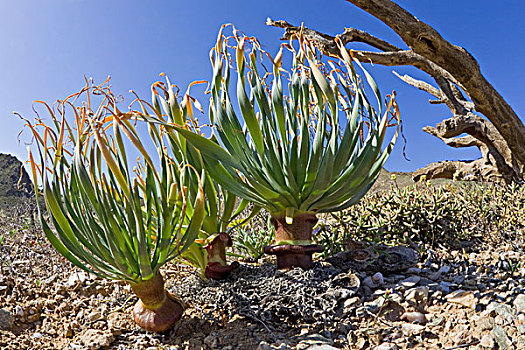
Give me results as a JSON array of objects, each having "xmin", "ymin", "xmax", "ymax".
[
  {"xmin": 232, "ymin": 214, "xmax": 275, "ymax": 262},
  {"xmin": 143, "ymin": 76, "xmax": 259, "ymax": 280}
]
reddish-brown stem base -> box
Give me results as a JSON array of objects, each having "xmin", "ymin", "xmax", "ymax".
[
  {"xmin": 264, "ymin": 244, "xmax": 325, "ymax": 269},
  {"xmin": 205, "ymin": 261, "xmax": 240, "ymax": 280},
  {"xmin": 264, "ymin": 213, "xmax": 324, "ymax": 270},
  {"xmin": 132, "ymin": 293, "xmax": 183, "ymax": 332},
  {"xmin": 129, "ymin": 273, "xmax": 184, "ymax": 332},
  {"xmin": 204, "ymin": 233, "xmax": 239, "ymax": 280}
]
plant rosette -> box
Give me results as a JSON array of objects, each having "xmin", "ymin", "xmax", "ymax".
[
  {"xmin": 200, "ymin": 233, "xmax": 240, "ymax": 280},
  {"xmin": 168, "ymin": 26, "xmax": 400, "ymax": 271},
  {"xmin": 264, "ymin": 212, "xmax": 324, "ymax": 269},
  {"xmin": 23, "ymin": 80, "xmax": 205, "ymax": 333}
]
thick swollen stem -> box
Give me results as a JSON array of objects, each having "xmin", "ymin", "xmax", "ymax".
[
  {"xmin": 264, "ymin": 212, "xmax": 324, "ymax": 270},
  {"xmin": 205, "ymin": 261, "xmax": 240, "ymax": 280},
  {"xmin": 203, "ymin": 233, "xmax": 239, "ymax": 280},
  {"xmin": 129, "ymin": 272, "xmax": 183, "ymax": 332}
]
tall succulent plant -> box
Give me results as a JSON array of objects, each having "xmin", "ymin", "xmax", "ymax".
[
  {"xmin": 23, "ymin": 79, "xmax": 205, "ymax": 332},
  {"xmin": 173, "ymin": 26, "xmax": 400, "ymax": 269}
]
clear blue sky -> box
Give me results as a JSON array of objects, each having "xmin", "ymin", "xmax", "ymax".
[{"xmin": 1, "ymin": 1, "xmax": 523, "ymax": 172}]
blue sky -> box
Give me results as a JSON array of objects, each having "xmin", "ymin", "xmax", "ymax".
[{"xmin": 1, "ymin": 1, "xmax": 523, "ymax": 172}]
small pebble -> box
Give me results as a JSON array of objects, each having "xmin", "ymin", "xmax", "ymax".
[
  {"xmin": 400, "ymin": 276, "xmax": 420, "ymax": 288},
  {"xmin": 399, "ymin": 311, "xmax": 426, "ymax": 324},
  {"xmin": 372, "ymin": 343, "xmax": 398, "ymax": 350},
  {"xmin": 480, "ymin": 334, "xmax": 494, "ymax": 348},
  {"xmin": 513, "ymin": 294, "xmax": 525, "ymax": 314},
  {"xmin": 371, "ymin": 272, "xmax": 384, "ymax": 286}
]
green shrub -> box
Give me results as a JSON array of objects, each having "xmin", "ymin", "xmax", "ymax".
[
  {"xmin": 315, "ymin": 181, "xmax": 525, "ymax": 257},
  {"xmin": 231, "ymin": 213, "xmax": 275, "ymax": 262}
]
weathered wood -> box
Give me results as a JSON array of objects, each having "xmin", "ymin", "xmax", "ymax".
[
  {"xmin": 412, "ymin": 159, "xmax": 503, "ymax": 183},
  {"xmin": 344, "ymin": 0, "xmax": 525, "ymax": 178},
  {"xmin": 419, "ymin": 114, "xmax": 517, "ymax": 183}
]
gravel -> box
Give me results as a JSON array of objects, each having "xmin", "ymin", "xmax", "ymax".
[{"xmin": 1, "ymin": 208, "xmax": 525, "ymax": 349}]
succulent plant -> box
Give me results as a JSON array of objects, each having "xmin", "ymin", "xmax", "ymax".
[
  {"xmin": 232, "ymin": 213, "xmax": 275, "ymax": 262},
  {"xmin": 144, "ymin": 76, "xmax": 258, "ymax": 280},
  {"xmin": 22, "ymin": 79, "xmax": 204, "ymax": 332},
  {"xmin": 172, "ymin": 26, "xmax": 400, "ymax": 269}
]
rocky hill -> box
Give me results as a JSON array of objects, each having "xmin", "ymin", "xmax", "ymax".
[
  {"xmin": 369, "ymin": 168, "xmax": 450, "ymax": 194},
  {"xmin": 0, "ymin": 153, "xmax": 34, "ymax": 210}
]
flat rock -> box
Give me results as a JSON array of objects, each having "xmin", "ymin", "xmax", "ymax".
[
  {"xmin": 74, "ymin": 329, "xmax": 114, "ymax": 350},
  {"xmin": 439, "ymin": 281, "xmax": 452, "ymax": 294},
  {"xmin": 401, "ymin": 323, "xmax": 425, "ymax": 335},
  {"xmin": 364, "ymin": 297, "xmax": 386, "ymax": 313},
  {"xmin": 404, "ymin": 286, "xmax": 429, "ymax": 305},
  {"xmin": 480, "ymin": 334, "xmax": 495, "ymax": 348},
  {"xmin": 406, "ymin": 267, "xmax": 421, "ymax": 275},
  {"xmin": 400, "ymin": 276, "xmax": 421, "ymax": 288},
  {"xmin": 0, "ymin": 309, "xmax": 13, "ymax": 331},
  {"xmin": 326, "ymin": 245, "xmax": 419, "ymax": 273},
  {"xmin": 373, "ymin": 343, "xmax": 399, "ymax": 350},
  {"xmin": 491, "ymin": 326, "xmax": 508, "ymax": 350},
  {"xmin": 513, "ymin": 294, "xmax": 525, "ymax": 314},
  {"xmin": 297, "ymin": 333, "xmax": 333, "ymax": 345},
  {"xmin": 486, "ymin": 302, "xmax": 516, "ymax": 323},
  {"xmin": 304, "ymin": 345, "xmax": 339, "ymax": 350},
  {"xmin": 475, "ymin": 316, "xmax": 495, "ymax": 331},
  {"xmin": 257, "ymin": 342, "xmax": 292, "ymax": 350},
  {"xmin": 399, "ymin": 311, "xmax": 426, "ymax": 324},
  {"xmin": 446, "ymin": 290, "xmax": 477, "ymax": 308},
  {"xmin": 380, "ymin": 300, "xmax": 405, "ymax": 322}
]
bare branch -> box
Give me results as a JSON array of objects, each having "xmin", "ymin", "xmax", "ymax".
[
  {"xmin": 266, "ymin": 18, "xmax": 463, "ymax": 91},
  {"xmin": 393, "ymin": 71, "xmax": 443, "ymax": 99},
  {"xmin": 424, "ymin": 134, "xmax": 483, "ymax": 149},
  {"xmin": 266, "ymin": 18, "xmax": 401, "ymax": 53},
  {"xmin": 392, "ymin": 72, "xmax": 469, "ymax": 114},
  {"xmin": 424, "ymin": 114, "xmax": 497, "ymax": 144},
  {"xmin": 344, "ymin": 0, "xmax": 525, "ymax": 170},
  {"xmin": 339, "ymin": 27, "xmax": 400, "ymax": 52},
  {"xmin": 434, "ymin": 76, "xmax": 469, "ymax": 115},
  {"xmin": 266, "ymin": 18, "xmax": 339, "ymax": 54}
]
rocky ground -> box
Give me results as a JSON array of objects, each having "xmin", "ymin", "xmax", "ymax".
[{"xmin": 1, "ymin": 208, "xmax": 525, "ymax": 349}]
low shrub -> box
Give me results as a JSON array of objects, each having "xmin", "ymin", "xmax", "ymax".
[
  {"xmin": 231, "ymin": 213, "xmax": 275, "ymax": 262},
  {"xmin": 315, "ymin": 180, "xmax": 525, "ymax": 257}
]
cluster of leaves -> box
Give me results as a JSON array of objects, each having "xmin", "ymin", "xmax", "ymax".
[
  {"xmin": 22, "ymin": 79, "xmax": 205, "ymax": 283},
  {"xmin": 146, "ymin": 77, "xmax": 256, "ymax": 279},
  {"xmin": 172, "ymin": 25, "xmax": 399, "ymax": 224},
  {"xmin": 231, "ymin": 211, "xmax": 275, "ymax": 262},
  {"xmin": 315, "ymin": 181, "xmax": 525, "ymax": 257}
]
